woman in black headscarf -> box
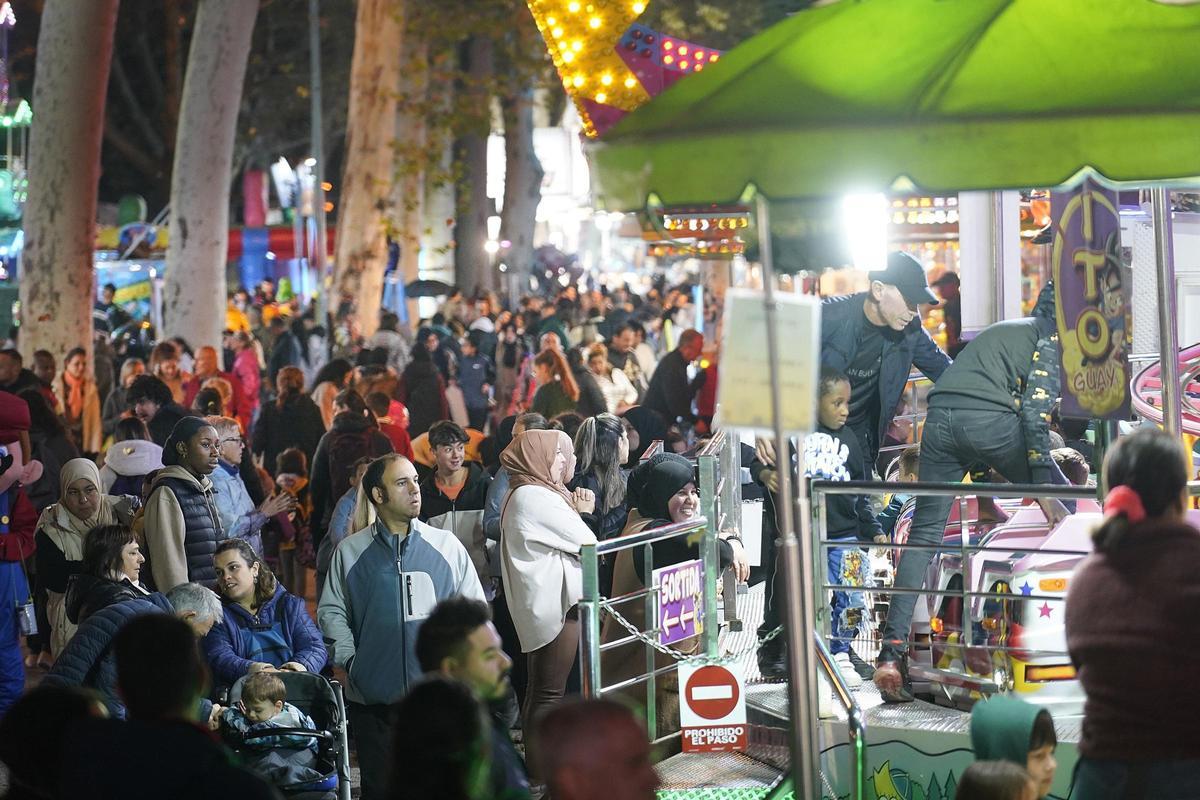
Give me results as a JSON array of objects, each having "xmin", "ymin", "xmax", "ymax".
[{"xmin": 619, "ymin": 405, "xmax": 668, "ymax": 466}]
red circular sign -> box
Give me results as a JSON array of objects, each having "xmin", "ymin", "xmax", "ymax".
[{"xmin": 685, "ymin": 665, "xmax": 741, "ymax": 720}]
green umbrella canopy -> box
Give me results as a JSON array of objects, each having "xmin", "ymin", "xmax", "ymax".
[{"xmin": 589, "ymin": 0, "xmax": 1200, "ymax": 211}]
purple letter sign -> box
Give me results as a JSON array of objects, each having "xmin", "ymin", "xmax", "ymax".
[
  {"xmin": 654, "ymin": 559, "xmax": 704, "ymax": 646},
  {"xmin": 1051, "ymin": 180, "xmax": 1132, "ymax": 419}
]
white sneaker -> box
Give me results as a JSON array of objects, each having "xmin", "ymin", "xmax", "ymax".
[{"xmin": 833, "ymin": 652, "xmax": 864, "ymax": 688}]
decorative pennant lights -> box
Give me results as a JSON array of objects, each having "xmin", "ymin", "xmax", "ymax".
[{"xmin": 525, "ymin": 0, "xmax": 722, "ymax": 137}]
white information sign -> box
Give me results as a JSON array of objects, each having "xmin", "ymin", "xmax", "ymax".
[{"xmin": 715, "ymin": 289, "xmax": 820, "ymax": 434}]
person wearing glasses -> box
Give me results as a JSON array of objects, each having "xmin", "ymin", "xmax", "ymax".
[
  {"xmin": 204, "ymin": 417, "xmax": 295, "ymax": 558},
  {"xmin": 143, "ymin": 417, "xmax": 226, "ymax": 592}
]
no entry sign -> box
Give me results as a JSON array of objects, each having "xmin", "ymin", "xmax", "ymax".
[
  {"xmin": 679, "ymin": 663, "xmax": 748, "ymax": 752},
  {"xmin": 653, "ymin": 559, "xmax": 704, "ymax": 646}
]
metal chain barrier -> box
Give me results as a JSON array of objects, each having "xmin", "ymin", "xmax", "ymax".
[{"xmin": 600, "ymin": 602, "xmax": 785, "ymax": 663}]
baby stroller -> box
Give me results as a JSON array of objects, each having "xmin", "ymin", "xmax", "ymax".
[{"xmin": 224, "ymin": 671, "xmax": 352, "ymax": 800}]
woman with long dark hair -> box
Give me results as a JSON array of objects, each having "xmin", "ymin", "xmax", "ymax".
[
  {"xmin": 530, "ymin": 349, "xmax": 579, "ymax": 419},
  {"xmin": 569, "ymin": 414, "xmax": 631, "ymax": 596},
  {"xmin": 398, "ymin": 342, "xmax": 449, "ymax": 437},
  {"xmin": 252, "ymin": 365, "xmax": 326, "ymax": 476},
  {"xmin": 493, "ymin": 322, "xmax": 527, "ymax": 421},
  {"xmin": 1066, "ymin": 428, "xmax": 1200, "ymax": 798},
  {"xmin": 99, "ymin": 417, "xmax": 162, "ymax": 497}
]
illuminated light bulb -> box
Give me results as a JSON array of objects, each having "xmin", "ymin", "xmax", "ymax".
[
  {"xmin": 588, "ymin": 16, "xmax": 601, "ymax": 28},
  {"xmin": 709, "ymin": 53, "xmax": 719, "ymax": 62},
  {"xmin": 695, "ymin": 50, "xmax": 705, "ymax": 59},
  {"xmin": 678, "ymin": 46, "xmax": 688, "ymax": 56},
  {"xmin": 663, "ymin": 40, "xmax": 673, "ymax": 50},
  {"xmin": 572, "ymin": 75, "xmax": 585, "ymax": 87},
  {"xmin": 695, "ymin": 63, "xmax": 703, "ymax": 71},
  {"xmin": 679, "ymin": 60, "xmax": 689, "ymax": 70},
  {"xmin": 546, "ymin": 15, "xmax": 556, "ymax": 24},
  {"xmin": 571, "ymin": 40, "xmax": 583, "ymax": 51},
  {"xmin": 568, "ymin": 1, "xmax": 580, "ymax": 11},
  {"xmin": 600, "ymin": 73, "xmax": 613, "ymax": 85},
  {"xmin": 595, "ymin": 92, "xmax": 607, "ymax": 103},
  {"xmin": 663, "ymin": 54, "xmax": 674, "ymax": 64},
  {"xmin": 632, "ymin": 1, "xmax": 645, "ymax": 11},
  {"xmin": 552, "ymin": 26, "xmax": 563, "ymax": 37},
  {"xmin": 624, "ymin": 76, "xmax": 637, "ymax": 88},
  {"xmin": 562, "ymin": 51, "xmax": 575, "ymax": 63}
]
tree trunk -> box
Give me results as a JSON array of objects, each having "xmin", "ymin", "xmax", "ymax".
[
  {"xmin": 392, "ymin": 39, "xmax": 429, "ymax": 328},
  {"xmin": 163, "ymin": 0, "xmax": 259, "ymax": 351},
  {"xmin": 332, "ymin": 0, "xmax": 404, "ymax": 338},
  {"xmin": 453, "ymin": 34, "xmax": 494, "ymax": 296},
  {"xmin": 499, "ymin": 85, "xmax": 543, "ymax": 305},
  {"xmin": 21, "ymin": 0, "xmax": 119, "ymax": 369}
]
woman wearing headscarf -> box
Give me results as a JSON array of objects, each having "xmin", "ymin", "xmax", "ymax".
[
  {"xmin": 620, "ymin": 405, "xmax": 668, "ymax": 466},
  {"xmin": 600, "ymin": 452, "xmax": 748, "ymax": 735},
  {"xmin": 35, "ymin": 459, "xmax": 139, "ymax": 656},
  {"xmin": 499, "ymin": 428, "xmax": 596, "ymax": 777},
  {"xmin": 58, "ymin": 348, "xmax": 103, "ymax": 456}
]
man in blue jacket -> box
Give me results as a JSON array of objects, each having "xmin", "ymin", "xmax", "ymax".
[{"xmin": 318, "ymin": 453, "xmax": 485, "ymax": 800}]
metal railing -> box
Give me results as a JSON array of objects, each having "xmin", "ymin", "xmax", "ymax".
[
  {"xmin": 812, "ymin": 479, "xmax": 1200, "ymax": 691},
  {"xmin": 697, "ymin": 429, "xmax": 745, "ymax": 632},
  {"xmin": 813, "ymin": 632, "xmax": 867, "ymax": 800},
  {"xmin": 579, "ymin": 515, "xmax": 716, "ymax": 744}
]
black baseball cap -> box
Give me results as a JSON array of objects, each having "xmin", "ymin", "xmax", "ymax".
[{"xmin": 868, "ymin": 252, "xmax": 939, "ymax": 306}]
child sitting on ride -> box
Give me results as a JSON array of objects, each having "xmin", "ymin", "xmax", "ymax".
[
  {"xmin": 809, "ymin": 367, "xmax": 884, "ymax": 689},
  {"xmin": 221, "ymin": 672, "xmax": 321, "ymax": 785},
  {"xmin": 969, "ymin": 694, "xmax": 1058, "ymax": 799},
  {"xmin": 877, "ymin": 444, "xmax": 920, "ymax": 540}
]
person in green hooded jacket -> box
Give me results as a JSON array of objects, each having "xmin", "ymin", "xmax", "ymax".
[{"xmin": 970, "ymin": 695, "xmax": 1058, "ymax": 799}]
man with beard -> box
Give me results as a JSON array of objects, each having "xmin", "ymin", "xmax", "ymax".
[{"xmin": 417, "ymin": 597, "xmax": 530, "ymax": 800}]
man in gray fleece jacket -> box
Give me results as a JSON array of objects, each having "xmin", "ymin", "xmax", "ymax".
[{"xmin": 318, "ymin": 453, "xmax": 483, "ymax": 799}]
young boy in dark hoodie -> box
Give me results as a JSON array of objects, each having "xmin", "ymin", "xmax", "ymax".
[
  {"xmin": 808, "ymin": 367, "xmax": 884, "ymax": 688},
  {"xmin": 970, "ymin": 695, "xmax": 1058, "ymax": 799}
]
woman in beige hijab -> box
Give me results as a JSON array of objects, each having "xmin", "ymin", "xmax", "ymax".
[
  {"xmin": 499, "ymin": 428, "xmax": 596, "ymax": 779},
  {"xmin": 35, "ymin": 458, "xmax": 138, "ymax": 657}
]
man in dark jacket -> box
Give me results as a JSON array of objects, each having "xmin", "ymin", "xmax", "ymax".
[
  {"xmin": 820, "ymin": 251, "xmax": 952, "ymax": 465},
  {"xmin": 308, "ymin": 404, "xmax": 393, "ymax": 550},
  {"xmin": 421, "ymin": 421, "xmax": 493, "ymax": 592},
  {"xmin": 126, "ymin": 374, "xmax": 189, "ymax": 447},
  {"xmin": 874, "ymin": 282, "xmax": 1071, "ymax": 702},
  {"xmin": 417, "ymin": 597, "xmax": 532, "ymax": 800},
  {"xmin": 0, "ymin": 349, "xmax": 42, "ymax": 398},
  {"xmin": 642, "ymin": 329, "xmax": 704, "ymax": 426}
]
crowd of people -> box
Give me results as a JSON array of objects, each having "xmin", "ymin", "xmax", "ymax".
[
  {"xmin": 0, "ymin": 279, "xmax": 719, "ymax": 799},
  {"xmin": 0, "ymin": 264, "xmax": 1189, "ymax": 800}
]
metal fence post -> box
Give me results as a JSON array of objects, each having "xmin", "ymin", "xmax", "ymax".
[
  {"xmin": 699, "ymin": 453, "xmax": 720, "ymax": 657},
  {"xmin": 579, "ymin": 543, "xmax": 601, "ymax": 698},
  {"xmin": 643, "ymin": 542, "xmax": 657, "ymax": 740}
]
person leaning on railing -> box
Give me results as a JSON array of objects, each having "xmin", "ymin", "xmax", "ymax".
[
  {"xmin": 600, "ymin": 452, "xmax": 747, "ymax": 736},
  {"xmin": 1066, "ymin": 428, "xmax": 1200, "ymax": 798}
]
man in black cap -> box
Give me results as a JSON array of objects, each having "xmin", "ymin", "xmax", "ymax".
[
  {"xmin": 821, "ymin": 251, "xmax": 952, "ymax": 465},
  {"xmin": 757, "ymin": 251, "xmax": 951, "ymax": 680}
]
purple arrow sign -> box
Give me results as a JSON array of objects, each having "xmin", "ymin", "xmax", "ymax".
[{"xmin": 654, "ymin": 559, "xmax": 704, "ymax": 646}]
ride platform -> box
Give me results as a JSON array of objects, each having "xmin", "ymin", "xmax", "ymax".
[{"xmin": 655, "ymin": 583, "xmax": 1081, "ymax": 799}]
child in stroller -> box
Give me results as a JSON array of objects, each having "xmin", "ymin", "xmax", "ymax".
[{"xmin": 222, "ymin": 671, "xmax": 352, "ymax": 800}]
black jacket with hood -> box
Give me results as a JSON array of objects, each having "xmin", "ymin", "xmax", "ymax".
[{"xmin": 309, "ymin": 411, "xmax": 393, "ymax": 546}]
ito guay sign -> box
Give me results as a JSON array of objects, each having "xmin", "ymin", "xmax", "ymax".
[
  {"xmin": 1051, "ymin": 180, "xmax": 1132, "ymax": 419},
  {"xmin": 653, "ymin": 559, "xmax": 703, "ymax": 646},
  {"xmin": 679, "ymin": 662, "xmax": 748, "ymax": 752}
]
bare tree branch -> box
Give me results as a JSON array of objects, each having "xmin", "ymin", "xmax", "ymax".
[
  {"xmin": 103, "ymin": 120, "xmax": 165, "ymax": 181},
  {"xmin": 110, "ymin": 52, "xmax": 167, "ymax": 158}
]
